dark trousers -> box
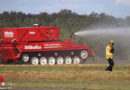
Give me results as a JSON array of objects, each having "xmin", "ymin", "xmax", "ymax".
[{"xmin": 105, "ymin": 59, "xmax": 114, "ymax": 71}]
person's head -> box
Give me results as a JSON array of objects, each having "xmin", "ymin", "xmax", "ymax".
[{"xmin": 109, "ymin": 40, "xmax": 114, "ymax": 46}]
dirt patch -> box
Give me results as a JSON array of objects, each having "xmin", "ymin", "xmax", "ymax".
[
  {"xmin": 13, "ymin": 88, "xmax": 86, "ymax": 90},
  {"xmin": 1, "ymin": 69, "xmax": 130, "ymax": 81}
]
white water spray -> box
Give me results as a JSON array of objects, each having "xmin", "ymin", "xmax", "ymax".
[
  {"xmin": 74, "ymin": 27, "xmax": 130, "ymax": 63},
  {"xmin": 74, "ymin": 27, "xmax": 130, "ymax": 37}
]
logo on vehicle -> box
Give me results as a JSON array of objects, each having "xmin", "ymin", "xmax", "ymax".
[
  {"xmin": 44, "ymin": 44, "xmax": 62, "ymax": 48},
  {"xmin": 25, "ymin": 45, "xmax": 42, "ymax": 49},
  {"xmin": 29, "ymin": 31, "xmax": 35, "ymax": 35},
  {"xmin": 4, "ymin": 31, "xmax": 14, "ymax": 38}
]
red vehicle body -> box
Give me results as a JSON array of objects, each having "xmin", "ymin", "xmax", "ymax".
[{"xmin": 0, "ymin": 25, "xmax": 94, "ymax": 65}]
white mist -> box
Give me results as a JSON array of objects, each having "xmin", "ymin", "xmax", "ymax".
[
  {"xmin": 74, "ymin": 27, "xmax": 130, "ymax": 64},
  {"xmin": 74, "ymin": 27, "xmax": 130, "ymax": 37}
]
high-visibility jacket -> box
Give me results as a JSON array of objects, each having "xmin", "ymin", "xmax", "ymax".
[{"xmin": 106, "ymin": 45, "xmax": 114, "ymax": 59}]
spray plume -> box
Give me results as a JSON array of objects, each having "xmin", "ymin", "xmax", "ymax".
[
  {"xmin": 74, "ymin": 27, "xmax": 130, "ymax": 37},
  {"xmin": 74, "ymin": 26, "xmax": 130, "ymax": 64}
]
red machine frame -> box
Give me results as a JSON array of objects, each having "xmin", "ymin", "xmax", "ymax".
[{"xmin": 0, "ymin": 26, "xmax": 94, "ymax": 64}]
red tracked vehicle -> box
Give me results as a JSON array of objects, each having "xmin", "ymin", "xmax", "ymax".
[{"xmin": 0, "ymin": 25, "xmax": 95, "ymax": 65}]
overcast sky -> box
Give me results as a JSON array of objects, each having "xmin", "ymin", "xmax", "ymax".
[{"xmin": 0, "ymin": 0, "xmax": 130, "ymax": 18}]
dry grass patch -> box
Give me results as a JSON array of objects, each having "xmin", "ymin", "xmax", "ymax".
[
  {"xmin": 0, "ymin": 64, "xmax": 130, "ymax": 89},
  {"xmin": 1, "ymin": 69, "xmax": 130, "ymax": 81}
]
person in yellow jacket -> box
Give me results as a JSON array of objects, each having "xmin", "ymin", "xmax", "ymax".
[{"xmin": 105, "ymin": 40, "xmax": 115, "ymax": 71}]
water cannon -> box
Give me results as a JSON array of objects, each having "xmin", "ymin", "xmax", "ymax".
[{"xmin": 69, "ymin": 32, "xmax": 75, "ymax": 39}]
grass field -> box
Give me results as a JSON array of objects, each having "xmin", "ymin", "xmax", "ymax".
[{"xmin": 0, "ymin": 64, "xmax": 130, "ymax": 90}]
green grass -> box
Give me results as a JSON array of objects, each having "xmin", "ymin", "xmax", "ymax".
[
  {"xmin": 0, "ymin": 64, "xmax": 129, "ymax": 72},
  {"xmin": 0, "ymin": 64, "xmax": 130, "ymax": 90},
  {"xmin": 7, "ymin": 79, "xmax": 130, "ymax": 90},
  {"xmin": 0, "ymin": 64, "xmax": 83, "ymax": 72}
]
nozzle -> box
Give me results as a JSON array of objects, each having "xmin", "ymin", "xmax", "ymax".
[{"xmin": 70, "ymin": 33, "xmax": 74, "ymax": 38}]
